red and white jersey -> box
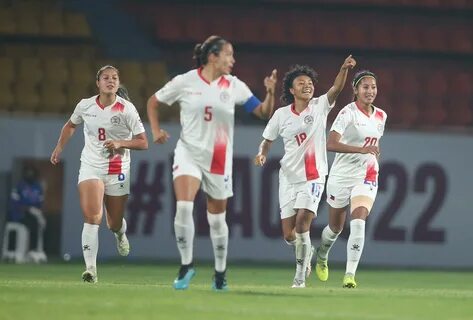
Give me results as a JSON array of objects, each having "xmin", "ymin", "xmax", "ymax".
[
  {"xmin": 329, "ymin": 102, "xmax": 387, "ymax": 182},
  {"xmin": 262, "ymin": 94, "xmax": 335, "ymax": 184},
  {"xmin": 155, "ymin": 68, "xmax": 259, "ymax": 175},
  {"xmin": 70, "ymin": 95, "xmax": 145, "ymax": 174}
]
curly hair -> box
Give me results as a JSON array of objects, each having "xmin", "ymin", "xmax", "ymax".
[{"xmin": 280, "ymin": 65, "xmax": 318, "ymax": 105}]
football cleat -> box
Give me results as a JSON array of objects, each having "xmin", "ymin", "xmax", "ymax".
[
  {"xmin": 342, "ymin": 274, "xmax": 357, "ymax": 288},
  {"xmin": 212, "ymin": 270, "xmax": 228, "ymax": 291},
  {"xmin": 291, "ymin": 278, "xmax": 306, "ymax": 288},
  {"xmin": 315, "ymin": 248, "xmax": 329, "ymax": 282},
  {"xmin": 82, "ymin": 267, "xmax": 98, "ymax": 283},
  {"xmin": 173, "ymin": 265, "xmax": 195, "ymax": 290},
  {"xmin": 115, "ymin": 233, "xmax": 130, "ymax": 256}
]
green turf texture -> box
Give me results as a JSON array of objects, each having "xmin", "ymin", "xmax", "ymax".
[{"xmin": 1, "ymin": 262, "xmax": 472, "ymax": 320}]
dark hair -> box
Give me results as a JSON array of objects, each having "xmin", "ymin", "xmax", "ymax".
[
  {"xmin": 352, "ymin": 70, "xmax": 377, "ymax": 101},
  {"xmin": 117, "ymin": 84, "xmax": 130, "ymax": 101},
  {"xmin": 280, "ymin": 65, "xmax": 318, "ymax": 104},
  {"xmin": 193, "ymin": 35, "xmax": 228, "ymax": 68},
  {"xmin": 96, "ymin": 65, "xmax": 119, "ymax": 81}
]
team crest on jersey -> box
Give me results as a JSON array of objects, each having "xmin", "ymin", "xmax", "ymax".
[
  {"xmin": 377, "ymin": 124, "xmax": 384, "ymax": 133},
  {"xmin": 220, "ymin": 91, "xmax": 230, "ymax": 103},
  {"xmin": 304, "ymin": 115, "xmax": 314, "ymax": 125},
  {"xmin": 110, "ymin": 116, "xmax": 121, "ymax": 125}
]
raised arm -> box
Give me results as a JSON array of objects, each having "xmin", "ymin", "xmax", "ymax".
[
  {"xmin": 326, "ymin": 55, "xmax": 356, "ymax": 105},
  {"xmin": 147, "ymin": 94, "xmax": 170, "ymax": 144},
  {"xmin": 252, "ymin": 69, "xmax": 277, "ymax": 119},
  {"xmin": 50, "ymin": 120, "xmax": 77, "ymax": 165},
  {"xmin": 254, "ymin": 139, "xmax": 273, "ymax": 166},
  {"xmin": 327, "ymin": 131, "xmax": 379, "ymax": 156}
]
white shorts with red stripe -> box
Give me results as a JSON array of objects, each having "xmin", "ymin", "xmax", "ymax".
[
  {"xmin": 172, "ymin": 143, "xmax": 233, "ymax": 200},
  {"xmin": 326, "ymin": 175, "xmax": 378, "ymax": 209},
  {"xmin": 279, "ymin": 169, "xmax": 324, "ymax": 219},
  {"xmin": 78, "ymin": 163, "xmax": 130, "ymax": 196}
]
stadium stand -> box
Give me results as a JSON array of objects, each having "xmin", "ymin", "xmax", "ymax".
[{"xmin": 0, "ymin": 0, "xmax": 471, "ymax": 128}]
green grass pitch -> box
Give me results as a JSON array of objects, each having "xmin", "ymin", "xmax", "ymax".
[{"xmin": 1, "ymin": 262, "xmax": 472, "ymax": 320}]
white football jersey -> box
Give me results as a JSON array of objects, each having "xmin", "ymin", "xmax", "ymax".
[
  {"xmin": 262, "ymin": 94, "xmax": 334, "ymax": 184},
  {"xmin": 70, "ymin": 95, "xmax": 145, "ymax": 174},
  {"xmin": 329, "ymin": 102, "xmax": 387, "ymax": 182},
  {"xmin": 156, "ymin": 68, "xmax": 260, "ymax": 175}
]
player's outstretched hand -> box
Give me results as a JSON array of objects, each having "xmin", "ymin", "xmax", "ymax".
[
  {"xmin": 342, "ymin": 55, "xmax": 356, "ymax": 70},
  {"xmin": 50, "ymin": 146, "xmax": 62, "ymax": 165},
  {"xmin": 254, "ymin": 154, "xmax": 266, "ymax": 167},
  {"xmin": 264, "ymin": 69, "xmax": 278, "ymax": 95},
  {"xmin": 153, "ymin": 129, "xmax": 170, "ymax": 144}
]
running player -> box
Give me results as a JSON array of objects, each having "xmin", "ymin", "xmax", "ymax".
[
  {"xmin": 147, "ymin": 35, "xmax": 277, "ymax": 290},
  {"xmin": 314, "ymin": 70, "xmax": 387, "ymax": 288},
  {"xmin": 254, "ymin": 56, "xmax": 356, "ymax": 288},
  {"xmin": 50, "ymin": 66, "xmax": 148, "ymax": 283}
]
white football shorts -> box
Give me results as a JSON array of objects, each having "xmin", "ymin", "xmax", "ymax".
[
  {"xmin": 279, "ymin": 169, "xmax": 324, "ymax": 219},
  {"xmin": 172, "ymin": 142, "xmax": 233, "ymax": 200},
  {"xmin": 326, "ymin": 175, "xmax": 378, "ymax": 210},
  {"xmin": 78, "ymin": 163, "xmax": 130, "ymax": 196}
]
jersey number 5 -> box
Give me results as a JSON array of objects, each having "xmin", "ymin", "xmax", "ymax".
[
  {"xmin": 98, "ymin": 128, "xmax": 106, "ymax": 141},
  {"xmin": 204, "ymin": 106, "xmax": 212, "ymax": 121}
]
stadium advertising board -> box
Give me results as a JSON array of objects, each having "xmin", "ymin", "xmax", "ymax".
[{"xmin": 1, "ymin": 118, "xmax": 471, "ymax": 267}]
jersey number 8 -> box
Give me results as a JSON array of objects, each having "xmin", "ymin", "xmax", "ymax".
[{"xmin": 98, "ymin": 128, "xmax": 106, "ymax": 141}]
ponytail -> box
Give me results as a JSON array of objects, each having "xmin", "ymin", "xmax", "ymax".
[
  {"xmin": 192, "ymin": 35, "xmax": 227, "ymax": 68},
  {"xmin": 117, "ymin": 84, "xmax": 130, "ymax": 101}
]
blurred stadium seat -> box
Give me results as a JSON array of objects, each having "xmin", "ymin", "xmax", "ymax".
[
  {"xmin": 43, "ymin": 58, "xmax": 68, "ymax": 85},
  {"xmin": 0, "ymin": 56, "xmax": 15, "ymax": 86},
  {"xmin": 64, "ymin": 12, "xmax": 91, "ymax": 37},
  {"xmin": 66, "ymin": 83, "xmax": 93, "ymax": 109},
  {"xmin": 18, "ymin": 57, "xmax": 43, "ymax": 85},
  {"xmin": 69, "ymin": 59, "xmax": 94, "ymax": 85},
  {"xmin": 15, "ymin": 82, "xmax": 40, "ymax": 113},
  {"xmin": 0, "ymin": 8, "xmax": 15, "ymax": 34},
  {"xmin": 41, "ymin": 10, "xmax": 65, "ymax": 37},
  {"xmin": 0, "ymin": 82, "xmax": 15, "ymax": 111},
  {"xmin": 15, "ymin": 6, "xmax": 41, "ymax": 35},
  {"xmin": 40, "ymin": 82, "xmax": 67, "ymax": 113}
]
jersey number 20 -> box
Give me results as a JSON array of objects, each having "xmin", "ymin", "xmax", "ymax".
[{"xmin": 363, "ymin": 137, "xmax": 378, "ymax": 147}]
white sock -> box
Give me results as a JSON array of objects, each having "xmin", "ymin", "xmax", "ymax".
[
  {"xmin": 346, "ymin": 219, "xmax": 366, "ymax": 275},
  {"xmin": 174, "ymin": 201, "xmax": 194, "ymax": 265},
  {"xmin": 295, "ymin": 231, "xmax": 311, "ymax": 281},
  {"xmin": 318, "ymin": 225, "xmax": 340, "ymax": 260},
  {"xmin": 114, "ymin": 218, "xmax": 127, "ymax": 239},
  {"xmin": 207, "ymin": 211, "xmax": 228, "ymax": 272},
  {"xmin": 82, "ymin": 223, "xmax": 99, "ymax": 270}
]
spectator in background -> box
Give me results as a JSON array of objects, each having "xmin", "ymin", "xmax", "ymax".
[
  {"xmin": 254, "ymin": 56, "xmax": 356, "ymax": 288},
  {"xmin": 315, "ymin": 70, "xmax": 387, "ymax": 288},
  {"xmin": 8, "ymin": 164, "xmax": 47, "ymax": 262},
  {"xmin": 147, "ymin": 35, "xmax": 277, "ymax": 291},
  {"xmin": 50, "ymin": 67, "xmax": 148, "ymax": 283}
]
